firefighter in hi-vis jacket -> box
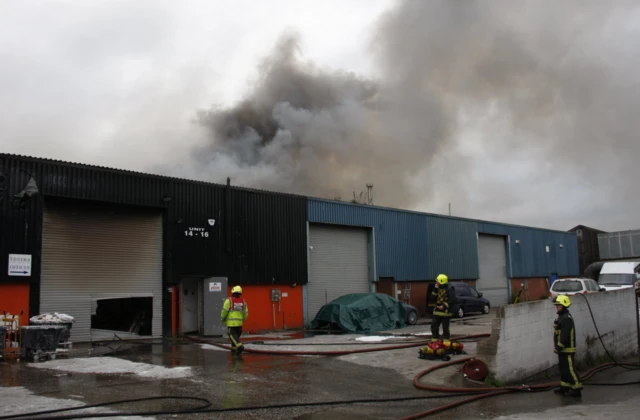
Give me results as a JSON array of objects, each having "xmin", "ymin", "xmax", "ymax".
[
  {"xmin": 221, "ymin": 286, "xmax": 249, "ymax": 354},
  {"xmin": 553, "ymin": 294, "xmax": 583, "ymax": 397}
]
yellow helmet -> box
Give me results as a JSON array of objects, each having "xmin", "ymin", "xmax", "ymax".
[
  {"xmin": 436, "ymin": 274, "xmax": 448, "ymax": 285},
  {"xmin": 554, "ymin": 294, "xmax": 571, "ymax": 308},
  {"xmin": 231, "ymin": 285, "xmax": 242, "ymax": 294}
]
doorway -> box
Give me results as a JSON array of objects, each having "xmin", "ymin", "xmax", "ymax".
[{"xmin": 181, "ymin": 278, "xmax": 200, "ymax": 334}]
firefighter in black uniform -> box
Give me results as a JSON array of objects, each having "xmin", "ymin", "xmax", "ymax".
[
  {"xmin": 431, "ymin": 274, "xmax": 455, "ymax": 341},
  {"xmin": 553, "ymin": 294, "xmax": 583, "ymax": 397}
]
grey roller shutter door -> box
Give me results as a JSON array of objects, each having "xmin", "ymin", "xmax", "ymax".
[
  {"xmin": 40, "ymin": 201, "xmax": 163, "ymax": 343},
  {"xmin": 477, "ymin": 234, "xmax": 510, "ymax": 306},
  {"xmin": 308, "ymin": 224, "xmax": 370, "ymax": 320}
]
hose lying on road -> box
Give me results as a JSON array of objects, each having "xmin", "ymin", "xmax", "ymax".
[
  {"xmin": 185, "ymin": 332, "xmax": 490, "ymax": 356},
  {"xmin": 0, "ymin": 396, "xmax": 212, "ymax": 420},
  {"xmin": 7, "ymin": 293, "xmax": 639, "ymax": 420}
]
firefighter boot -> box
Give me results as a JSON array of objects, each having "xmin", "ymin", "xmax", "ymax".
[
  {"xmin": 554, "ymin": 387, "xmax": 569, "ymax": 395},
  {"xmin": 566, "ymin": 389, "xmax": 582, "ymax": 398}
]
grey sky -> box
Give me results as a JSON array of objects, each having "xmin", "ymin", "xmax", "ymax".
[{"xmin": 1, "ymin": 0, "xmax": 638, "ymax": 232}]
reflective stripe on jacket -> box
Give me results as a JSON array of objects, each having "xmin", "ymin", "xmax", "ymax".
[
  {"xmin": 221, "ymin": 296, "xmax": 248, "ymax": 327},
  {"xmin": 554, "ymin": 309, "xmax": 576, "ymax": 353},
  {"xmin": 432, "ymin": 285, "xmax": 454, "ymax": 317}
]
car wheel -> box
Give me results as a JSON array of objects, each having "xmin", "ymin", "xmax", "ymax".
[
  {"xmin": 407, "ymin": 310, "xmax": 418, "ymax": 325},
  {"xmin": 483, "ymin": 304, "xmax": 490, "ymax": 315},
  {"xmin": 457, "ymin": 307, "xmax": 464, "ymax": 318}
]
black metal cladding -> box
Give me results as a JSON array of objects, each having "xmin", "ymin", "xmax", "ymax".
[{"xmin": 0, "ymin": 154, "xmax": 309, "ymax": 289}]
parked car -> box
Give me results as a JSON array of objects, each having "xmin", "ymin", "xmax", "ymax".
[
  {"xmin": 402, "ymin": 302, "xmax": 419, "ymax": 325},
  {"xmin": 549, "ymin": 277, "xmax": 603, "ymax": 298},
  {"xmin": 309, "ymin": 293, "xmax": 419, "ymax": 333},
  {"xmin": 426, "ymin": 282, "xmax": 491, "ymax": 318},
  {"xmin": 597, "ymin": 262, "xmax": 640, "ymax": 291}
]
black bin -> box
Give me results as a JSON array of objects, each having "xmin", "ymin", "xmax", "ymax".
[
  {"xmin": 21, "ymin": 326, "xmax": 65, "ymax": 353},
  {"xmin": 0, "ymin": 326, "xmax": 5, "ymax": 352}
]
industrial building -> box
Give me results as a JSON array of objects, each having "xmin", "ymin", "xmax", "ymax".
[{"xmin": 1, "ymin": 154, "xmax": 580, "ymax": 341}]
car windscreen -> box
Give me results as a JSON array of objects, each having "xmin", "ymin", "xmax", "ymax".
[
  {"xmin": 551, "ymin": 280, "xmax": 583, "ymax": 292},
  {"xmin": 598, "ymin": 273, "xmax": 636, "ymax": 286}
]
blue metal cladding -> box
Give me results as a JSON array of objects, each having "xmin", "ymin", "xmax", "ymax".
[
  {"xmin": 478, "ymin": 222, "xmax": 579, "ymax": 277},
  {"xmin": 425, "ymin": 216, "xmax": 479, "ymax": 280},
  {"xmin": 308, "ymin": 199, "xmax": 429, "ymax": 280}
]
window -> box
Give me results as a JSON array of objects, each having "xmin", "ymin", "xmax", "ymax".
[
  {"xmin": 598, "ymin": 274, "xmax": 636, "ymax": 286},
  {"xmin": 551, "ymin": 280, "xmax": 583, "ymax": 293},
  {"xmin": 588, "ymin": 280, "xmax": 599, "ymax": 291},
  {"xmin": 455, "ymin": 287, "xmax": 470, "ymax": 297},
  {"xmin": 469, "ymin": 287, "xmax": 480, "ymax": 298}
]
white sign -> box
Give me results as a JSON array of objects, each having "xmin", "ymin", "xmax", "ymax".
[
  {"xmin": 208, "ymin": 219, "xmax": 216, "ymax": 226},
  {"xmin": 282, "ymin": 292, "xmax": 288, "ymax": 298},
  {"xmin": 8, "ymin": 254, "xmax": 31, "ymax": 276},
  {"xmin": 184, "ymin": 227, "xmax": 209, "ymax": 238},
  {"xmin": 209, "ymin": 282, "xmax": 222, "ymax": 292}
]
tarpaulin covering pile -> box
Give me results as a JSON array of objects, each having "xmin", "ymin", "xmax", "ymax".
[{"xmin": 310, "ymin": 293, "xmax": 407, "ymax": 333}]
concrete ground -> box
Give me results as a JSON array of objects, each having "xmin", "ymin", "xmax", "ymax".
[{"xmin": 1, "ymin": 312, "xmax": 639, "ymax": 420}]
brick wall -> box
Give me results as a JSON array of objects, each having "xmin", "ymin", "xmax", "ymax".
[
  {"xmin": 476, "ymin": 288, "xmax": 638, "ymax": 383},
  {"xmin": 510, "ymin": 278, "xmax": 549, "ymax": 302}
]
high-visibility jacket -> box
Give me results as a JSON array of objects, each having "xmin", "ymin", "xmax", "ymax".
[
  {"xmin": 432, "ymin": 284, "xmax": 455, "ymax": 317},
  {"xmin": 553, "ymin": 309, "xmax": 576, "ymax": 353},
  {"xmin": 221, "ymin": 296, "xmax": 248, "ymax": 327}
]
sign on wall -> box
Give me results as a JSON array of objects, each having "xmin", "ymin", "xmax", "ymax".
[
  {"xmin": 209, "ymin": 282, "xmax": 222, "ymax": 292},
  {"xmin": 183, "ymin": 219, "xmax": 216, "ymax": 238},
  {"xmin": 8, "ymin": 254, "xmax": 31, "ymax": 276}
]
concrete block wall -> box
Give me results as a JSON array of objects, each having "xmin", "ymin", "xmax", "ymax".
[{"xmin": 476, "ymin": 288, "xmax": 638, "ymax": 383}]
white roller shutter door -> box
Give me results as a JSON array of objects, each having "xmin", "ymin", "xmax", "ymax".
[
  {"xmin": 308, "ymin": 224, "xmax": 370, "ymax": 320},
  {"xmin": 477, "ymin": 234, "xmax": 510, "ymax": 306},
  {"xmin": 40, "ymin": 201, "xmax": 163, "ymax": 342}
]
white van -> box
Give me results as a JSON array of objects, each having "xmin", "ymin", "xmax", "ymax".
[{"xmin": 597, "ymin": 261, "xmax": 640, "ymax": 291}]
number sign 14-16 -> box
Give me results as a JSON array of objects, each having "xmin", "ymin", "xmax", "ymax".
[{"xmin": 185, "ymin": 227, "xmax": 209, "ymax": 238}]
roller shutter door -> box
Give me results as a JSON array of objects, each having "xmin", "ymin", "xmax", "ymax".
[
  {"xmin": 308, "ymin": 224, "xmax": 370, "ymax": 320},
  {"xmin": 40, "ymin": 200, "xmax": 163, "ymax": 342},
  {"xmin": 477, "ymin": 234, "xmax": 510, "ymax": 306}
]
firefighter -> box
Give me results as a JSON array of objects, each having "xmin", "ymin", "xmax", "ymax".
[
  {"xmin": 553, "ymin": 294, "xmax": 582, "ymax": 397},
  {"xmin": 221, "ymin": 286, "xmax": 249, "ymax": 354},
  {"xmin": 431, "ymin": 274, "xmax": 455, "ymax": 341}
]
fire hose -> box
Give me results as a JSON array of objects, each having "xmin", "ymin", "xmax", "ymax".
[
  {"xmin": 3, "ymin": 338, "xmax": 639, "ymax": 420},
  {"xmin": 5, "ymin": 293, "xmax": 640, "ymax": 420}
]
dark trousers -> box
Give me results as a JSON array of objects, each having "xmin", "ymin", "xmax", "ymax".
[
  {"xmin": 228, "ymin": 326, "xmax": 244, "ymax": 352},
  {"xmin": 431, "ymin": 315, "xmax": 451, "ymax": 340},
  {"xmin": 558, "ymin": 353, "xmax": 582, "ymax": 390}
]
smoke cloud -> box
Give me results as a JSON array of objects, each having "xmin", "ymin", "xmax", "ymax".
[{"xmin": 167, "ymin": 1, "xmax": 640, "ymax": 229}]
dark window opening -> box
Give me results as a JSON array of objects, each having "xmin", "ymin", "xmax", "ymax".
[{"xmin": 91, "ymin": 297, "xmax": 152, "ymax": 336}]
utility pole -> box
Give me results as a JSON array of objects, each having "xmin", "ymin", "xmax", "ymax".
[{"xmin": 448, "ymin": 203, "xmax": 451, "ymax": 216}]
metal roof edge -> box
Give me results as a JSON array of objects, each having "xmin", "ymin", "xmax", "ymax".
[
  {"xmin": 0, "ymin": 153, "xmax": 309, "ymax": 200},
  {"xmin": 307, "ymin": 197, "xmax": 577, "ymax": 236}
]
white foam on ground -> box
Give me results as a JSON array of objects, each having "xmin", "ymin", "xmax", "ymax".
[
  {"xmin": 0, "ymin": 386, "xmax": 152, "ymax": 419},
  {"xmin": 201, "ymin": 344, "xmax": 228, "ymax": 352},
  {"xmin": 30, "ymin": 357, "xmax": 191, "ymax": 379},
  {"xmin": 355, "ymin": 336, "xmax": 393, "ymax": 342}
]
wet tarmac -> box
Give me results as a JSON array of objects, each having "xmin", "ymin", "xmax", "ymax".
[{"xmin": 1, "ymin": 314, "xmax": 639, "ymax": 420}]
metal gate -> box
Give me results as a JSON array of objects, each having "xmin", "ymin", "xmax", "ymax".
[
  {"xmin": 40, "ymin": 200, "xmax": 163, "ymax": 342},
  {"xmin": 477, "ymin": 234, "xmax": 510, "ymax": 306},
  {"xmin": 307, "ymin": 224, "xmax": 370, "ymax": 321}
]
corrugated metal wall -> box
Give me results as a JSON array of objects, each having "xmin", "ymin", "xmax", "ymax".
[
  {"xmin": 478, "ymin": 222, "xmax": 579, "ymax": 277},
  {"xmin": 0, "ymin": 155, "xmax": 309, "ymax": 321},
  {"xmin": 598, "ymin": 230, "xmax": 640, "ymax": 260},
  {"xmin": 308, "ymin": 199, "xmax": 428, "ymax": 280},
  {"xmin": 425, "ymin": 216, "xmax": 479, "ymax": 279},
  {"xmin": 308, "ymin": 199, "xmax": 579, "ymax": 281}
]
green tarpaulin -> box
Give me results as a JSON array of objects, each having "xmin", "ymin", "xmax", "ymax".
[{"xmin": 310, "ymin": 293, "xmax": 407, "ymax": 333}]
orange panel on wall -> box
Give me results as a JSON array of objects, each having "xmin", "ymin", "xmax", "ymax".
[
  {"xmin": 0, "ymin": 283, "xmax": 30, "ymax": 323},
  {"xmin": 224, "ymin": 285, "xmax": 304, "ymax": 333}
]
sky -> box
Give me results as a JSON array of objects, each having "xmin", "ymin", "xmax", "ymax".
[{"xmin": 1, "ymin": 0, "xmax": 639, "ymax": 232}]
